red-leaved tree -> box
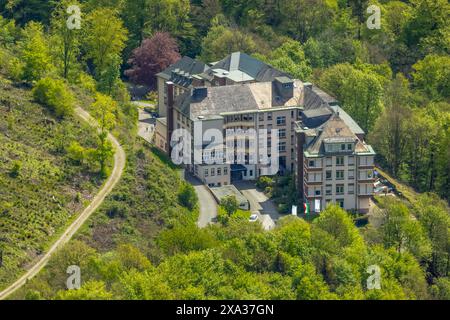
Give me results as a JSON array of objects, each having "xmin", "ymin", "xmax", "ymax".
[{"xmin": 125, "ymin": 32, "xmax": 181, "ymax": 88}]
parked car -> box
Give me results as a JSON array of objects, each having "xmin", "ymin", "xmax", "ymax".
[{"xmin": 249, "ymin": 213, "xmax": 259, "ymax": 222}]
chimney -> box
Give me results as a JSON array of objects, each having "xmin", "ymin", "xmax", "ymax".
[
  {"xmin": 273, "ymin": 77, "xmax": 294, "ymax": 102},
  {"xmin": 166, "ymin": 81, "xmax": 175, "ymax": 155}
]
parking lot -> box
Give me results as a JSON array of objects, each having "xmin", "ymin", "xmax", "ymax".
[{"xmin": 234, "ymin": 181, "xmax": 281, "ymax": 231}]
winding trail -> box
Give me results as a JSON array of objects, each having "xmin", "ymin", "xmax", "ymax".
[{"xmin": 0, "ymin": 107, "xmax": 126, "ymax": 300}]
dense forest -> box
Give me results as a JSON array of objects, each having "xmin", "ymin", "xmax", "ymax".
[
  {"xmin": 1, "ymin": 0, "xmax": 448, "ymax": 200},
  {"xmin": 0, "ymin": 0, "xmax": 449, "ymax": 300}
]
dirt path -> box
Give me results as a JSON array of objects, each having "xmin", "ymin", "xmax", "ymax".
[{"xmin": 0, "ymin": 107, "xmax": 126, "ymax": 300}]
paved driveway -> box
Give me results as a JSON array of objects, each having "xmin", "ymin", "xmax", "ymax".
[
  {"xmin": 136, "ymin": 107, "xmax": 155, "ymax": 143},
  {"xmin": 234, "ymin": 181, "xmax": 281, "ymax": 230},
  {"xmin": 185, "ymin": 174, "xmax": 218, "ymax": 228}
]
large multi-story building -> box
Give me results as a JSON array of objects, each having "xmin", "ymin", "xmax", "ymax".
[
  {"xmin": 294, "ymin": 108, "xmax": 376, "ymax": 213},
  {"xmin": 154, "ymin": 53, "xmax": 375, "ymax": 213},
  {"xmin": 164, "ymin": 77, "xmax": 304, "ymax": 187},
  {"xmin": 156, "ymin": 52, "xmax": 290, "ymax": 117}
]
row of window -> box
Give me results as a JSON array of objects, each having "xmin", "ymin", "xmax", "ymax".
[
  {"xmin": 309, "ymin": 156, "xmax": 347, "ymax": 168},
  {"xmin": 204, "ymin": 167, "xmax": 229, "ymax": 177},
  {"xmin": 311, "ymin": 184, "xmax": 374, "ymax": 196},
  {"xmin": 225, "ymin": 114, "xmax": 293, "ymax": 124},
  {"xmin": 308, "ymin": 169, "xmax": 374, "ymax": 182},
  {"xmin": 324, "ymin": 143, "xmax": 354, "ymax": 153}
]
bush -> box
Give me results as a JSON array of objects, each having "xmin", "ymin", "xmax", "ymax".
[
  {"xmin": 0, "ymin": 48, "xmax": 24, "ymax": 81},
  {"xmin": 178, "ymin": 183, "xmax": 198, "ymax": 211},
  {"xmin": 220, "ymin": 196, "xmax": 239, "ymax": 216},
  {"xmin": 33, "ymin": 77, "xmax": 75, "ymax": 118},
  {"xmin": 66, "ymin": 141, "xmax": 86, "ymax": 165},
  {"xmin": 9, "ymin": 160, "xmax": 22, "ymax": 178},
  {"xmin": 256, "ymin": 176, "xmax": 274, "ymax": 190},
  {"xmin": 76, "ymin": 72, "xmax": 97, "ymax": 94}
]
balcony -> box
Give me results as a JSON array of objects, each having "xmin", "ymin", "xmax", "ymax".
[{"xmin": 224, "ymin": 121, "xmax": 256, "ymax": 129}]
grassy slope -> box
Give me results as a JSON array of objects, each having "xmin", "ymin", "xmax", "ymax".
[
  {"xmin": 10, "ymin": 91, "xmax": 197, "ymax": 298},
  {"xmin": 0, "ymin": 76, "xmax": 104, "ymax": 289}
]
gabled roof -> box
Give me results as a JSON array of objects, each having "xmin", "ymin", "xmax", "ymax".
[
  {"xmin": 305, "ymin": 114, "xmax": 372, "ymax": 155},
  {"xmin": 303, "ymin": 84, "xmax": 338, "ymax": 110},
  {"xmin": 157, "ymin": 56, "xmax": 209, "ymax": 82},
  {"xmin": 206, "ymin": 52, "xmax": 291, "ymax": 83}
]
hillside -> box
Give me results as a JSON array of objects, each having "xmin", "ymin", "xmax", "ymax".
[
  {"xmin": 0, "ymin": 0, "xmax": 448, "ymax": 302},
  {"xmin": 0, "ymin": 75, "xmax": 104, "ymax": 289}
]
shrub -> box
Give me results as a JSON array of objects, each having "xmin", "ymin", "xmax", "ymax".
[
  {"xmin": 256, "ymin": 176, "xmax": 274, "ymax": 190},
  {"xmin": 33, "ymin": 77, "xmax": 75, "ymax": 118},
  {"xmin": 66, "ymin": 141, "xmax": 86, "ymax": 165},
  {"xmin": 178, "ymin": 183, "xmax": 198, "ymax": 211},
  {"xmin": 221, "ymin": 196, "xmax": 239, "ymax": 216},
  {"xmin": 9, "ymin": 160, "xmax": 22, "ymax": 178},
  {"xmin": 0, "ymin": 48, "xmax": 24, "ymax": 81},
  {"xmin": 76, "ymin": 72, "xmax": 97, "ymax": 94}
]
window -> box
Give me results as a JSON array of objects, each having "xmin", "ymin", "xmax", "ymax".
[
  {"xmin": 341, "ymin": 144, "xmax": 346, "ymax": 151},
  {"xmin": 326, "ymin": 185, "xmax": 332, "ymax": 196},
  {"xmin": 279, "ymin": 142, "xmax": 286, "ymax": 152},
  {"xmin": 336, "ymin": 185, "xmax": 344, "ymax": 195},
  {"xmin": 336, "ymin": 156, "xmax": 344, "ymax": 166},
  {"xmin": 348, "ymin": 184, "xmax": 355, "ymax": 195},
  {"xmin": 315, "ymin": 189, "xmax": 321, "ymax": 196},
  {"xmin": 309, "ymin": 160, "xmax": 315, "ymax": 167},
  {"xmin": 348, "ymin": 156, "xmax": 355, "ymax": 166},
  {"xmin": 326, "ymin": 171, "xmax": 332, "ymax": 180},
  {"xmin": 224, "ymin": 167, "xmax": 228, "ymax": 175},
  {"xmin": 259, "ymin": 114, "xmax": 264, "ymax": 121},
  {"xmin": 279, "ymin": 129, "xmax": 286, "ymax": 138},
  {"xmin": 348, "ymin": 144, "xmax": 353, "ymax": 151},
  {"xmin": 249, "ymin": 170, "xmax": 253, "ymax": 176},
  {"xmin": 217, "ymin": 168, "xmax": 222, "ymax": 176},
  {"xmin": 277, "ymin": 116, "xmax": 286, "ymax": 126},
  {"xmin": 267, "ymin": 112, "xmax": 273, "ymax": 121},
  {"xmin": 337, "ymin": 199, "xmax": 345, "ymax": 208},
  {"xmin": 211, "ymin": 168, "xmax": 215, "ymax": 176},
  {"xmin": 326, "ymin": 157, "xmax": 332, "ymax": 167},
  {"xmin": 336, "ymin": 171, "xmax": 344, "ymax": 180},
  {"xmin": 349, "ymin": 169, "xmax": 355, "ymax": 179},
  {"xmin": 368, "ymin": 171, "xmax": 373, "ymax": 179},
  {"xmin": 205, "ymin": 169, "xmax": 209, "ymax": 177}
]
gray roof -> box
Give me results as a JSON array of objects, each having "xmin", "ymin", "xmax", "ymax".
[
  {"xmin": 175, "ymin": 81, "xmax": 304, "ymax": 119},
  {"xmin": 177, "ymin": 85, "xmax": 259, "ymax": 119},
  {"xmin": 210, "ymin": 185, "xmax": 248, "ymax": 206},
  {"xmin": 330, "ymin": 106, "xmax": 365, "ymax": 136},
  {"xmin": 302, "ymin": 107, "xmax": 332, "ymax": 118},
  {"xmin": 303, "ymin": 84, "xmax": 338, "ymax": 110},
  {"xmin": 206, "ymin": 52, "xmax": 291, "ymax": 83},
  {"xmin": 305, "ymin": 114, "xmax": 370, "ymax": 155},
  {"xmin": 157, "ymin": 56, "xmax": 209, "ymax": 85}
]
